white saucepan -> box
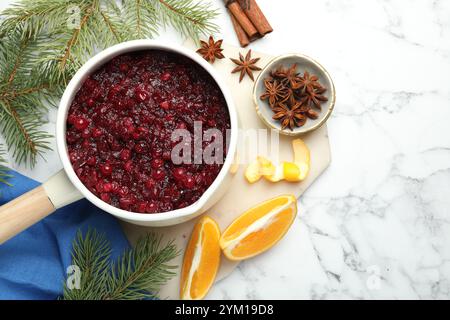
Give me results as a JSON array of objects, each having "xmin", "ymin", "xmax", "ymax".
[{"xmin": 0, "ymin": 40, "xmax": 238, "ymax": 244}]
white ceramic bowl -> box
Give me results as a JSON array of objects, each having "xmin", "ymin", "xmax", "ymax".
[
  {"xmin": 56, "ymin": 40, "xmax": 238, "ymax": 226},
  {"xmin": 253, "ymin": 53, "xmax": 336, "ymax": 136}
]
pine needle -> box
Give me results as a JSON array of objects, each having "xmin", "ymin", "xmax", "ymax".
[
  {"xmin": 0, "ymin": 144, "xmax": 12, "ymax": 186},
  {"xmin": 62, "ymin": 229, "xmax": 179, "ymax": 300},
  {"xmin": 155, "ymin": 0, "xmax": 219, "ymax": 40}
]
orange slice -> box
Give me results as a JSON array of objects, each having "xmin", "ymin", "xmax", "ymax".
[
  {"xmin": 180, "ymin": 216, "xmax": 221, "ymax": 300},
  {"xmin": 219, "ymin": 195, "xmax": 297, "ymax": 261}
]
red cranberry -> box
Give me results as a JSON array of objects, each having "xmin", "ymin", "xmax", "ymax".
[
  {"xmin": 92, "ymin": 128, "xmax": 103, "ymax": 138},
  {"xmin": 69, "ymin": 151, "xmax": 80, "ymax": 163},
  {"xmin": 151, "ymin": 158, "xmax": 164, "ymax": 169},
  {"xmin": 85, "ymin": 78, "xmax": 98, "ymax": 91},
  {"xmin": 152, "ymin": 168, "xmax": 165, "ymax": 181},
  {"xmin": 87, "ymin": 156, "xmax": 96, "ymax": 166},
  {"xmin": 183, "ymin": 175, "xmax": 195, "ymax": 189},
  {"xmin": 161, "ymin": 72, "xmax": 171, "ymax": 81},
  {"xmin": 145, "ymin": 178, "xmax": 156, "ymax": 190},
  {"xmin": 123, "ymin": 160, "xmax": 133, "ymax": 172},
  {"xmin": 119, "ymin": 197, "xmax": 134, "ymax": 210},
  {"xmin": 120, "ymin": 149, "xmax": 131, "ymax": 161},
  {"xmin": 137, "ymin": 201, "xmax": 147, "ymax": 213},
  {"xmin": 135, "ymin": 87, "xmax": 149, "ymax": 102},
  {"xmin": 162, "ymin": 150, "xmax": 171, "ymax": 160},
  {"xmin": 173, "ymin": 167, "xmax": 186, "ymax": 181},
  {"xmin": 67, "ymin": 114, "xmax": 77, "ymax": 124},
  {"xmin": 75, "ymin": 167, "xmax": 84, "ymax": 176},
  {"xmin": 73, "ymin": 117, "xmax": 89, "ymax": 131},
  {"xmin": 138, "ymin": 126, "xmax": 149, "ymax": 135},
  {"xmin": 134, "ymin": 141, "xmax": 147, "ymax": 154},
  {"xmin": 100, "ymin": 163, "xmax": 113, "ymax": 176},
  {"xmin": 159, "ymin": 101, "xmax": 170, "ymax": 110},
  {"xmin": 81, "ymin": 139, "xmax": 90, "ymax": 149},
  {"xmin": 159, "ymin": 202, "xmax": 173, "ymax": 212},
  {"xmin": 81, "ymin": 128, "xmax": 91, "ymax": 139},
  {"xmin": 132, "ymin": 131, "xmax": 141, "ymax": 140},
  {"xmin": 103, "ymin": 182, "xmax": 113, "ymax": 193},
  {"xmin": 96, "ymin": 183, "xmax": 104, "ymax": 193},
  {"xmin": 111, "ymin": 181, "xmax": 120, "ymax": 193},
  {"xmin": 146, "ymin": 201, "xmax": 158, "ymax": 213},
  {"xmin": 119, "ymin": 63, "xmax": 129, "ymax": 73},
  {"xmin": 100, "ymin": 193, "xmax": 111, "ymax": 203},
  {"xmin": 86, "ymin": 98, "xmax": 95, "ymax": 107},
  {"xmin": 118, "ymin": 186, "xmax": 129, "ymax": 196}
]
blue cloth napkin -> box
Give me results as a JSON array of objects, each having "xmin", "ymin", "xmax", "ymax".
[{"xmin": 0, "ymin": 170, "xmax": 130, "ymax": 300}]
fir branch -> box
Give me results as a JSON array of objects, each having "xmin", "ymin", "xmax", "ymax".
[
  {"xmin": 63, "ymin": 229, "xmax": 112, "ymax": 300},
  {"xmin": 0, "ymin": 0, "xmax": 75, "ymax": 39},
  {"xmin": 0, "ymin": 27, "xmax": 55, "ymax": 166},
  {"xmin": 154, "ymin": 0, "xmax": 219, "ymax": 40},
  {"xmin": 0, "ymin": 145, "xmax": 12, "ymax": 187},
  {"xmin": 63, "ymin": 229, "xmax": 179, "ymax": 300},
  {"xmin": 122, "ymin": 0, "xmax": 159, "ymax": 39},
  {"xmin": 0, "ymin": 100, "xmax": 52, "ymax": 165},
  {"xmin": 104, "ymin": 233, "xmax": 179, "ymax": 300},
  {"xmin": 59, "ymin": 2, "xmax": 97, "ymax": 70},
  {"xmin": 98, "ymin": 3, "xmax": 122, "ymax": 43}
]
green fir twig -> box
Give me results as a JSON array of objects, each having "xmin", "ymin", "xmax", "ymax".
[
  {"xmin": 62, "ymin": 229, "xmax": 179, "ymax": 300},
  {"xmin": 0, "ymin": 26, "xmax": 55, "ymax": 165},
  {"xmin": 155, "ymin": 0, "xmax": 220, "ymax": 40}
]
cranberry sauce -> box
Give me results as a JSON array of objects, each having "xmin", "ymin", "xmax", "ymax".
[{"xmin": 66, "ymin": 50, "xmax": 230, "ymax": 213}]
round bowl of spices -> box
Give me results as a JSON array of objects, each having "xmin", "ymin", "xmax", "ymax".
[{"xmin": 253, "ymin": 53, "xmax": 335, "ymax": 136}]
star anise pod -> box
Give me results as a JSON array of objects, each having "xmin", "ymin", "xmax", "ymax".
[
  {"xmin": 272, "ymin": 102, "xmax": 305, "ymax": 130},
  {"xmin": 196, "ymin": 36, "xmax": 225, "ymax": 63},
  {"xmin": 284, "ymin": 87, "xmax": 299, "ymax": 106},
  {"xmin": 230, "ymin": 50, "xmax": 262, "ymax": 82},
  {"xmin": 260, "ymin": 80, "xmax": 288, "ymax": 108},
  {"xmin": 300, "ymin": 86, "xmax": 328, "ymax": 109},
  {"xmin": 273, "ymin": 63, "xmax": 301, "ymax": 88},
  {"xmin": 271, "ymin": 65, "xmax": 288, "ymax": 79},
  {"xmin": 293, "ymin": 71, "xmax": 323, "ymax": 93},
  {"xmin": 306, "ymin": 109, "xmax": 319, "ymax": 119}
]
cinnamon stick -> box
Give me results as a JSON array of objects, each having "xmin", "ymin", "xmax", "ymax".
[
  {"xmin": 239, "ymin": 0, "xmax": 273, "ymax": 35},
  {"xmin": 226, "ymin": 1, "xmax": 258, "ymax": 38},
  {"xmin": 228, "ymin": 9, "xmax": 250, "ymax": 47}
]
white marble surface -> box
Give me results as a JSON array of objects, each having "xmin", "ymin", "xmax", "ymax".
[{"xmin": 1, "ymin": 0, "xmax": 450, "ymax": 299}]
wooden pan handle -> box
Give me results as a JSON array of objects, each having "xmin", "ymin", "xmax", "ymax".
[{"xmin": 0, "ymin": 185, "xmax": 55, "ymax": 244}]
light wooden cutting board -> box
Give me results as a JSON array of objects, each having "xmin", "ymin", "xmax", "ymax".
[{"xmin": 121, "ymin": 42, "xmax": 331, "ymax": 299}]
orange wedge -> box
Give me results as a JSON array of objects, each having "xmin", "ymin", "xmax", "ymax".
[
  {"xmin": 180, "ymin": 216, "xmax": 221, "ymax": 300},
  {"xmin": 219, "ymin": 195, "xmax": 297, "ymax": 261}
]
